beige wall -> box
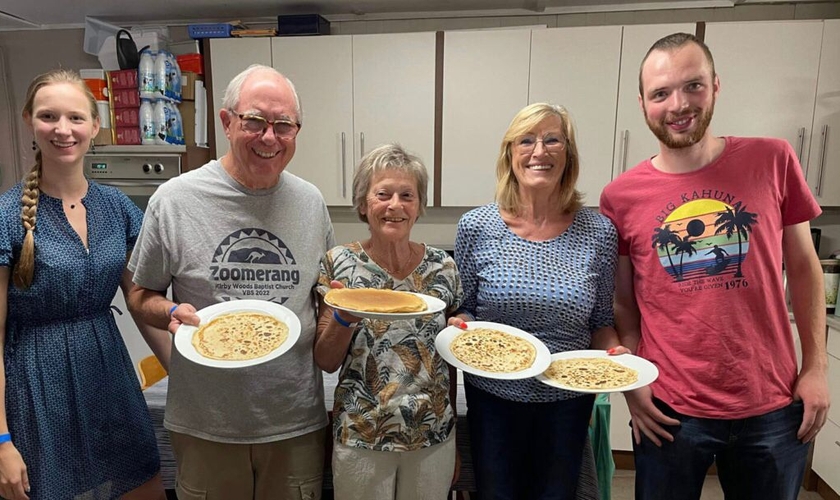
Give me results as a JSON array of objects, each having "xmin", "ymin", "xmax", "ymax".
[{"xmin": 1, "ymin": 3, "xmax": 839, "ymax": 247}]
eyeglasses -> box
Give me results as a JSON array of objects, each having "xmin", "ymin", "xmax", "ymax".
[
  {"xmin": 513, "ymin": 135, "xmax": 567, "ymax": 154},
  {"xmin": 231, "ymin": 111, "xmax": 301, "ymax": 139}
]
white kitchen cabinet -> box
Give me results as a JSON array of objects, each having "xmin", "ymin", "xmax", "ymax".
[
  {"xmin": 209, "ymin": 38, "xmax": 273, "ymax": 157},
  {"xmin": 613, "ymin": 24, "xmax": 695, "ymax": 179},
  {"xmin": 272, "ymin": 36, "xmax": 355, "ymax": 205},
  {"xmin": 704, "ymin": 21, "xmax": 823, "ymax": 169},
  {"xmin": 807, "ymin": 20, "xmax": 840, "ymax": 206},
  {"xmin": 273, "ymin": 34, "xmax": 436, "ymax": 206},
  {"xmin": 440, "ymin": 29, "xmax": 531, "ymax": 207},
  {"xmin": 813, "ymin": 326, "xmax": 840, "ymax": 494},
  {"xmin": 210, "ymin": 34, "xmax": 436, "ymax": 206},
  {"xmin": 352, "ymin": 32, "xmax": 437, "ymax": 177},
  {"xmin": 529, "ymin": 26, "xmax": 622, "ymax": 207}
]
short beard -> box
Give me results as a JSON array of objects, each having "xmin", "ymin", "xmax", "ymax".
[{"xmin": 645, "ymin": 98, "xmax": 715, "ymax": 149}]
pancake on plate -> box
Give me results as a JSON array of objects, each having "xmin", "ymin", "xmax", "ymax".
[
  {"xmin": 450, "ymin": 328, "xmax": 536, "ymax": 373},
  {"xmin": 191, "ymin": 312, "xmax": 289, "ymax": 361},
  {"xmin": 544, "ymin": 357, "xmax": 638, "ymax": 390},
  {"xmin": 325, "ymin": 288, "xmax": 427, "ymax": 313}
]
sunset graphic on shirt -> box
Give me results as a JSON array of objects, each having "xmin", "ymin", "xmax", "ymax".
[{"xmin": 652, "ymin": 199, "xmax": 758, "ymax": 282}]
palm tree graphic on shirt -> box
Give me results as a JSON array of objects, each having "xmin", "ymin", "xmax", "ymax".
[{"xmin": 651, "ymin": 199, "xmax": 758, "ymax": 283}]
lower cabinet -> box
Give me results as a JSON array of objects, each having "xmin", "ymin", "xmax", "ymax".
[{"xmin": 813, "ymin": 326, "xmax": 840, "ymax": 495}]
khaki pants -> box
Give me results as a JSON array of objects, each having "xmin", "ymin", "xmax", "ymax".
[
  {"xmin": 170, "ymin": 428, "xmax": 325, "ymax": 500},
  {"xmin": 332, "ymin": 430, "xmax": 457, "ymax": 500}
]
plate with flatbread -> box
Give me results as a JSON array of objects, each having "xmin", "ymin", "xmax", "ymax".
[
  {"xmin": 324, "ymin": 288, "xmax": 446, "ymax": 320},
  {"xmin": 435, "ymin": 321, "xmax": 551, "ymax": 380},
  {"xmin": 536, "ymin": 350, "xmax": 659, "ymax": 393},
  {"xmin": 174, "ymin": 300, "xmax": 301, "ymax": 368}
]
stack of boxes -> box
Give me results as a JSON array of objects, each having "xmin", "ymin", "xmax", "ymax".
[
  {"xmin": 107, "ymin": 69, "xmax": 142, "ymax": 145},
  {"xmin": 80, "ymin": 69, "xmax": 113, "ymax": 146}
]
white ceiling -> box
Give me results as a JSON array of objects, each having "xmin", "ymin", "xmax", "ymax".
[{"xmin": 1, "ymin": 0, "xmax": 834, "ymax": 30}]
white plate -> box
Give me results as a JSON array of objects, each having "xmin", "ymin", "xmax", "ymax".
[
  {"xmin": 536, "ymin": 350, "xmax": 659, "ymax": 393},
  {"xmin": 434, "ymin": 321, "xmax": 551, "ymax": 380},
  {"xmin": 174, "ymin": 300, "xmax": 301, "ymax": 369},
  {"xmin": 326, "ymin": 292, "xmax": 447, "ymax": 320}
]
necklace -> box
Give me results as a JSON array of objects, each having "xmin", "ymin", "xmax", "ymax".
[{"xmin": 367, "ymin": 242, "xmax": 418, "ymax": 277}]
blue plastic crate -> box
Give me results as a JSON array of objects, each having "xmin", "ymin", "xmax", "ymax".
[{"xmin": 188, "ymin": 23, "xmax": 233, "ymax": 39}]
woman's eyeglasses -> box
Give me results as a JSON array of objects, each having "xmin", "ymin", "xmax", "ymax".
[{"xmin": 513, "ymin": 135, "xmax": 567, "ymax": 154}]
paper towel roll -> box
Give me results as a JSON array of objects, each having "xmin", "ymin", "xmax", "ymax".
[{"xmin": 97, "ymin": 101, "xmax": 111, "ymax": 129}]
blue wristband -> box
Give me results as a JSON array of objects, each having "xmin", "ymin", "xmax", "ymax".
[
  {"xmin": 333, "ymin": 310, "xmax": 357, "ymax": 328},
  {"xmin": 0, "ymin": 433, "xmax": 10, "ymax": 444},
  {"xmin": 168, "ymin": 304, "xmax": 179, "ymax": 316}
]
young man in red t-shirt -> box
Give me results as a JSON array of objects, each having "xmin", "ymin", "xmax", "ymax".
[{"xmin": 600, "ymin": 33, "xmax": 830, "ymax": 500}]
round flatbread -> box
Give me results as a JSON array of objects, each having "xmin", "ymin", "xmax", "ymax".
[
  {"xmin": 325, "ymin": 288, "xmax": 427, "ymax": 313},
  {"xmin": 450, "ymin": 328, "xmax": 536, "ymax": 373},
  {"xmin": 544, "ymin": 357, "xmax": 638, "ymax": 390},
  {"xmin": 191, "ymin": 312, "xmax": 289, "ymax": 361}
]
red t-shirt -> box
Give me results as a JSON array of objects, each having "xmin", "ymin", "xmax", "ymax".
[{"xmin": 600, "ymin": 136, "xmax": 821, "ymax": 419}]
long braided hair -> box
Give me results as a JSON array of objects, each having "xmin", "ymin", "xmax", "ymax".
[{"xmin": 12, "ymin": 69, "xmax": 99, "ymax": 289}]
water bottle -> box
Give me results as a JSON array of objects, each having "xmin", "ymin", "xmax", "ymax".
[
  {"xmin": 153, "ymin": 100, "xmax": 168, "ymax": 145},
  {"xmin": 138, "ymin": 50, "xmax": 156, "ymax": 100},
  {"xmin": 154, "ymin": 50, "xmax": 170, "ymax": 101},
  {"xmin": 139, "ymin": 99, "xmax": 155, "ymax": 145},
  {"xmin": 171, "ymin": 103, "xmax": 185, "ymax": 145},
  {"xmin": 169, "ymin": 52, "xmax": 182, "ymax": 102}
]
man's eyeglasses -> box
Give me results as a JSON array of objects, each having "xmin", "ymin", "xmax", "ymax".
[
  {"xmin": 231, "ymin": 111, "xmax": 300, "ymax": 139},
  {"xmin": 513, "ymin": 135, "xmax": 567, "ymax": 154}
]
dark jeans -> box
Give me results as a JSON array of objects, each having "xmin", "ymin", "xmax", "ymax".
[
  {"xmin": 634, "ymin": 398, "xmax": 810, "ymax": 500},
  {"xmin": 465, "ymin": 383, "xmax": 595, "ymax": 500}
]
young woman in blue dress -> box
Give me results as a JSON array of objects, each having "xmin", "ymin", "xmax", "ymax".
[{"xmin": 0, "ymin": 69, "xmax": 168, "ymax": 500}]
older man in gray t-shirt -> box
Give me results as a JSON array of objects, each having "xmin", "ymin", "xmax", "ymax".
[{"xmin": 128, "ymin": 65, "xmax": 333, "ymax": 500}]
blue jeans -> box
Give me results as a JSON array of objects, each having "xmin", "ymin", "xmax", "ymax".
[
  {"xmin": 634, "ymin": 398, "xmax": 809, "ymax": 500},
  {"xmin": 465, "ymin": 383, "xmax": 595, "ymax": 500}
]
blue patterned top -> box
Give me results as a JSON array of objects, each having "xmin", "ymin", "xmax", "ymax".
[
  {"xmin": 0, "ymin": 181, "xmax": 159, "ymax": 499},
  {"xmin": 455, "ymin": 204, "xmax": 617, "ymax": 402}
]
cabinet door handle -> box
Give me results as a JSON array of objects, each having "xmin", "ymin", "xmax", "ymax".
[
  {"xmin": 341, "ymin": 132, "xmax": 347, "ymax": 198},
  {"xmin": 360, "ymin": 132, "xmax": 365, "ymax": 158},
  {"xmin": 620, "ymin": 130, "xmax": 630, "ymax": 173},
  {"xmin": 816, "ymin": 125, "xmax": 829, "ymax": 197},
  {"xmin": 796, "ymin": 127, "xmax": 806, "ymax": 164}
]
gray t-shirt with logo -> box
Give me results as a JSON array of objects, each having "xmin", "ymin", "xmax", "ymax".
[{"xmin": 129, "ymin": 159, "xmax": 334, "ymax": 443}]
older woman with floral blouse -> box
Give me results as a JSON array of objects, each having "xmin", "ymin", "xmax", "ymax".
[{"xmin": 314, "ymin": 143, "xmax": 463, "ymax": 500}]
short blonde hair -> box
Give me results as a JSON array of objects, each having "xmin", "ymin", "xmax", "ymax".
[
  {"xmin": 495, "ymin": 103, "xmax": 582, "ymax": 215},
  {"xmin": 352, "ymin": 143, "xmax": 428, "ymax": 223}
]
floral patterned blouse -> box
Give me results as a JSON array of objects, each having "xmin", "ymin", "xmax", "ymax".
[{"xmin": 317, "ymin": 242, "xmax": 463, "ymax": 451}]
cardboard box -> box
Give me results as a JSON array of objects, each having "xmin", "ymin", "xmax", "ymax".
[
  {"xmin": 111, "ymin": 88, "xmax": 140, "ymax": 108},
  {"xmin": 93, "ymin": 127, "xmax": 113, "ymax": 146},
  {"xmin": 108, "ymin": 69, "xmax": 139, "ymax": 89},
  {"xmin": 180, "ymin": 72, "xmax": 202, "ymax": 101},
  {"xmin": 179, "ymin": 100, "xmax": 195, "ymax": 146},
  {"xmin": 115, "ymin": 126, "xmax": 141, "ymax": 145},
  {"xmin": 113, "ymin": 107, "xmax": 140, "ymax": 127}
]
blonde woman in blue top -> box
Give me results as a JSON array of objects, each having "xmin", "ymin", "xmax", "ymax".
[
  {"xmin": 0, "ymin": 69, "xmax": 167, "ymax": 500},
  {"xmin": 449, "ymin": 103, "xmax": 627, "ymax": 500}
]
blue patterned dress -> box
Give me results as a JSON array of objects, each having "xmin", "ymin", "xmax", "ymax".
[{"xmin": 0, "ymin": 181, "xmax": 159, "ymax": 500}]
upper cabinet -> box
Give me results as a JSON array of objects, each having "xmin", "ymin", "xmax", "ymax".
[
  {"xmin": 613, "ymin": 23, "xmax": 696, "ymax": 179},
  {"xmin": 529, "ymin": 26, "xmax": 622, "ymax": 207},
  {"xmin": 271, "ymin": 36, "xmax": 355, "ymax": 205},
  {"xmin": 807, "ymin": 20, "xmax": 840, "ymax": 206},
  {"xmin": 440, "ymin": 29, "xmax": 532, "ymax": 207},
  {"xmin": 211, "ymin": 33, "xmax": 436, "ymax": 206},
  {"xmin": 209, "ymin": 38, "xmax": 272, "ymax": 156},
  {"xmin": 704, "ymin": 21, "xmax": 823, "ymax": 168}
]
